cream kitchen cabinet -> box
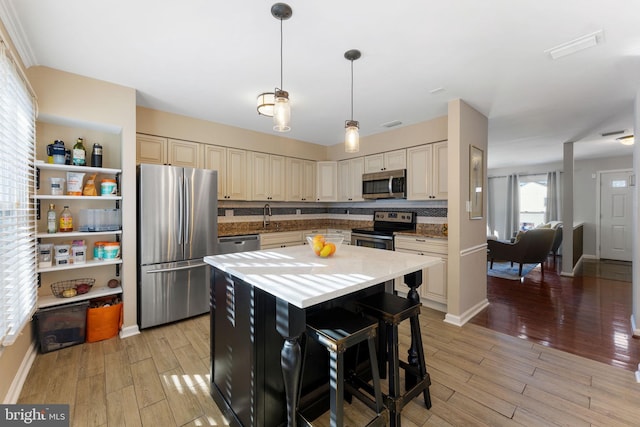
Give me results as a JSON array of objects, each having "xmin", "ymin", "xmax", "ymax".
[
  {"xmin": 302, "ymin": 229, "xmax": 326, "ymax": 243},
  {"xmin": 260, "ymin": 231, "xmax": 304, "ymax": 249},
  {"xmin": 250, "ymin": 152, "xmax": 286, "ymax": 201},
  {"xmin": 364, "ymin": 149, "xmax": 406, "ymax": 173},
  {"xmin": 407, "ymin": 142, "xmax": 448, "ymax": 200},
  {"xmin": 204, "ymin": 145, "xmax": 248, "ymax": 200},
  {"xmin": 316, "ymin": 161, "xmax": 338, "ymax": 202},
  {"xmin": 326, "ymin": 229, "xmax": 352, "ymax": 245},
  {"xmin": 286, "ymin": 158, "xmax": 316, "ymax": 202},
  {"xmin": 136, "ymin": 134, "xmax": 201, "ymax": 168},
  {"xmin": 394, "ymin": 235, "xmax": 448, "ymax": 309},
  {"xmin": 338, "ymin": 157, "xmax": 364, "ymax": 202}
]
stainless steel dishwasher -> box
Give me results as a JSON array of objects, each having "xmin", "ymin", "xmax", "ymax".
[{"xmin": 217, "ymin": 234, "xmax": 260, "ymax": 254}]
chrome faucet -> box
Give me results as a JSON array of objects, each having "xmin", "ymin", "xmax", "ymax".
[{"xmin": 263, "ymin": 203, "xmax": 272, "ymax": 228}]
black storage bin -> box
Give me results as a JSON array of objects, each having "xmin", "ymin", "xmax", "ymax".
[{"xmin": 35, "ymin": 301, "xmax": 89, "ymax": 353}]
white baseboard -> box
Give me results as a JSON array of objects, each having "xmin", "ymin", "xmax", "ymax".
[
  {"xmin": 632, "ymin": 314, "xmax": 640, "ymax": 338},
  {"xmin": 444, "ymin": 299, "xmax": 489, "ymax": 327},
  {"xmin": 119, "ymin": 324, "xmax": 140, "ymax": 339},
  {"xmin": 4, "ymin": 340, "xmax": 37, "ymax": 404}
]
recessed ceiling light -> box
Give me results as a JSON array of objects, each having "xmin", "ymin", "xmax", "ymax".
[
  {"xmin": 381, "ymin": 120, "xmax": 402, "ymax": 128},
  {"xmin": 545, "ymin": 30, "xmax": 603, "ymax": 60},
  {"xmin": 617, "ymin": 135, "xmax": 634, "ymax": 146}
]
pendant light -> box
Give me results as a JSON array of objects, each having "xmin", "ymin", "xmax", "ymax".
[
  {"xmin": 344, "ymin": 49, "xmax": 361, "ymax": 153},
  {"xmin": 271, "ymin": 3, "xmax": 292, "ymax": 132},
  {"xmin": 257, "ymin": 92, "xmax": 275, "ymax": 116}
]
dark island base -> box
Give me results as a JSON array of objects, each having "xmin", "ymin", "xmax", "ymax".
[{"xmin": 210, "ymin": 267, "xmax": 386, "ymax": 426}]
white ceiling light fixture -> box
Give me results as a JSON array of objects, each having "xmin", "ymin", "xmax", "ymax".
[
  {"xmin": 617, "ymin": 135, "xmax": 634, "ymax": 146},
  {"xmin": 271, "ymin": 3, "xmax": 292, "ymax": 133},
  {"xmin": 344, "ymin": 49, "xmax": 361, "ymax": 153},
  {"xmin": 545, "ymin": 30, "xmax": 603, "ymax": 60},
  {"xmin": 256, "ymin": 92, "xmax": 275, "ymax": 117}
]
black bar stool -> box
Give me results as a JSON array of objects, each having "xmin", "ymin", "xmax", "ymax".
[
  {"xmin": 298, "ymin": 307, "xmax": 388, "ymax": 427},
  {"xmin": 356, "ymin": 272, "xmax": 431, "ymax": 427}
]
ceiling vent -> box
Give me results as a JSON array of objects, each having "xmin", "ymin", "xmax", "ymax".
[
  {"xmin": 381, "ymin": 120, "xmax": 402, "ymax": 128},
  {"xmin": 601, "ymin": 130, "xmax": 626, "ymax": 137},
  {"xmin": 545, "ymin": 30, "xmax": 603, "ymax": 60}
]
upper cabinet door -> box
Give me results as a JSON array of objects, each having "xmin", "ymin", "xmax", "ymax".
[
  {"xmin": 339, "ymin": 157, "xmax": 365, "ymax": 201},
  {"xmin": 384, "ymin": 149, "xmax": 406, "ymax": 171},
  {"xmin": 364, "ymin": 153, "xmax": 384, "ymax": 173},
  {"xmin": 301, "ymin": 160, "xmax": 316, "ymax": 202},
  {"xmin": 204, "ymin": 145, "xmax": 227, "ymax": 199},
  {"xmin": 269, "ymin": 154, "xmax": 286, "ymax": 201},
  {"xmin": 250, "ymin": 152, "xmax": 270, "ymax": 201},
  {"xmin": 226, "ymin": 148, "xmax": 248, "ymax": 200},
  {"xmin": 407, "ymin": 145, "xmax": 432, "ymax": 200},
  {"xmin": 316, "ymin": 161, "xmax": 337, "ymax": 201},
  {"xmin": 168, "ymin": 139, "xmax": 201, "ymax": 168},
  {"xmin": 407, "ymin": 142, "xmax": 448, "ymax": 200},
  {"xmin": 250, "ymin": 152, "xmax": 285, "ymax": 201},
  {"xmin": 364, "ymin": 149, "xmax": 406, "ymax": 172},
  {"xmin": 137, "ymin": 134, "xmax": 167, "ymax": 165},
  {"xmin": 286, "ymin": 157, "xmax": 304, "ymax": 201},
  {"xmin": 287, "ymin": 158, "xmax": 316, "ymax": 202},
  {"xmin": 431, "ymin": 142, "xmax": 448, "ymax": 200}
]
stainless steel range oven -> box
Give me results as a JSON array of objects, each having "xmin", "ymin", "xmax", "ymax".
[{"xmin": 351, "ymin": 211, "xmax": 416, "ymax": 250}]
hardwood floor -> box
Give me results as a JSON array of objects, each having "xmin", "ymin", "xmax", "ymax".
[
  {"xmin": 471, "ymin": 256, "xmax": 640, "ymax": 372},
  {"xmin": 18, "ymin": 272, "xmax": 640, "ymax": 427}
]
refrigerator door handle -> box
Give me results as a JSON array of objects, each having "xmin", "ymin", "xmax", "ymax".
[
  {"xmin": 146, "ymin": 262, "xmax": 208, "ymax": 274},
  {"xmin": 184, "ymin": 173, "xmax": 191, "ymax": 247},
  {"xmin": 178, "ymin": 174, "xmax": 184, "ymax": 245}
]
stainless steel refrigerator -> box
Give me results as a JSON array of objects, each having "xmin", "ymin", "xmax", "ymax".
[{"xmin": 137, "ymin": 164, "xmax": 218, "ymax": 329}]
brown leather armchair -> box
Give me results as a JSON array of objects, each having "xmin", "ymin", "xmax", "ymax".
[{"xmin": 487, "ymin": 228, "xmax": 556, "ymax": 279}]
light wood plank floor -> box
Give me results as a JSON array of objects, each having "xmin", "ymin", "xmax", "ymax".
[{"xmin": 18, "ymin": 307, "xmax": 640, "ymax": 426}]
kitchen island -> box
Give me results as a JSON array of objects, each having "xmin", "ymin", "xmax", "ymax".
[{"xmin": 204, "ymin": 244, "xmax": 441, "ymax": 426}]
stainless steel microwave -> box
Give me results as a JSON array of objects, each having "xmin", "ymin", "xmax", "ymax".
[{"xmin": 362, "ymin": 169, "xmax": 407, "ymax": 199}]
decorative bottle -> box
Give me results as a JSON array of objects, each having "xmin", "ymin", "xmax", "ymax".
[
  {"xmin": 72, "ymin": 137, "xmax": 86, "ymax": 166},
  {"xmin": 47, "ymin": 204, "xmax": 57, "ymax": 233},
  {"xmin": 59, "ymin": 206, "xmax": 73, "ymax": 232}
]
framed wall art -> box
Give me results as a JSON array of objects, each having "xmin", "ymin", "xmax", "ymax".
[{"xmin": 469, "ymin": 145, "xmax": 484, "ymax": 219}]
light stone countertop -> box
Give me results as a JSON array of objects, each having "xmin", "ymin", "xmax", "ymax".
[{"xmin": 204, "ymin": 244, "xmax": 440, "ymax": 309}]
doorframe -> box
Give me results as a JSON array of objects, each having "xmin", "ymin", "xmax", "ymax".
[{"xmin": 596, "ymin": 168, "xmax": 633, "ymax": 260}]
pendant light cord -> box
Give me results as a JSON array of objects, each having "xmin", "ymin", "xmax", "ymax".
[
  {"xmin": 279, "ymin": 18, "xmax": 284, "ymax": 90},
  {"xmin": 350, "ymin": 59, "xmax": 354, "ymax": 121}
]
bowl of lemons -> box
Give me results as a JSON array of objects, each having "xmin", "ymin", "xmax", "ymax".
[{"xmin": 307, "ymin": 234, "xmax": 343, "ymax": 258}]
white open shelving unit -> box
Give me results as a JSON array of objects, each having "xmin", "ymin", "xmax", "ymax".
[{"xmin": 35, "ymin": 162, "xmax": 123, "ymax": 309}]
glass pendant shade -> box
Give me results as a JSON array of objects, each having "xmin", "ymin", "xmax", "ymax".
[
  {"xmin": 273, "ymin": 90, "xmax": 291, "ymax": 132},
  {"xmin": 345, "ymin": 120, "xmax": 360, "ymax": 153},
  {"xmin": 257, "ymin": 92, "xmax": 275, "ymax": 116}
]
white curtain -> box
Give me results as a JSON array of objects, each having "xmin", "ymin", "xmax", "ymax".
[
  {"xmin": 505, "ymin": 174, "xmax": 520, "ymax": 239},
  {"xmin": 545, "ymin": 170, "xmax": 562, "ymax": 223}
]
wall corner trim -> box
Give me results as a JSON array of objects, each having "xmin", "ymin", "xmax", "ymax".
[
  {"xmin": 443, "ymin": 299, "xmax": 489, "ymax": 327},
  {"xmin": 3, "ymin": 339, "xmax": 37, "ymax": 404},
  {"xmin": 119, "ymin": 325, "xmax": 141, "ymax": 339}
]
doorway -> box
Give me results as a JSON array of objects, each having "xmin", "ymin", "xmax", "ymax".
[{"xmin": 598, "ymin": 169, "xmax": 633, "ymax": 261}]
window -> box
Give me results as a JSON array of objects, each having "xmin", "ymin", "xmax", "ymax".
[
  {"xmin": 0, "ymin": 40, "xmax": 37, "ymax": 347},
  {"xmin": 519, "ymin": 175, "xmax": 547, "ymax": 230}
]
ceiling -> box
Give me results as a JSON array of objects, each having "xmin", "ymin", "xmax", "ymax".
[{"xmin": 2, "ymin": 0, "xmax": 639, "ymax": 169}]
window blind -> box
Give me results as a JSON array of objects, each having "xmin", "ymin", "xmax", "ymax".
[{"xmin": 0, "ymin": 40, "xmax": 37, "ymax": 347}]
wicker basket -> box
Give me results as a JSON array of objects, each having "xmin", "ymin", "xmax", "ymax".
[{"xmin": 51, "ymin": 278, "xmax": 95, "ymax": 298}]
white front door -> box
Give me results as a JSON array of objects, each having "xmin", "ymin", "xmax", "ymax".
[{"xmin": 599, "ymin": 170, "xmax": 633, "ymax": 261}]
